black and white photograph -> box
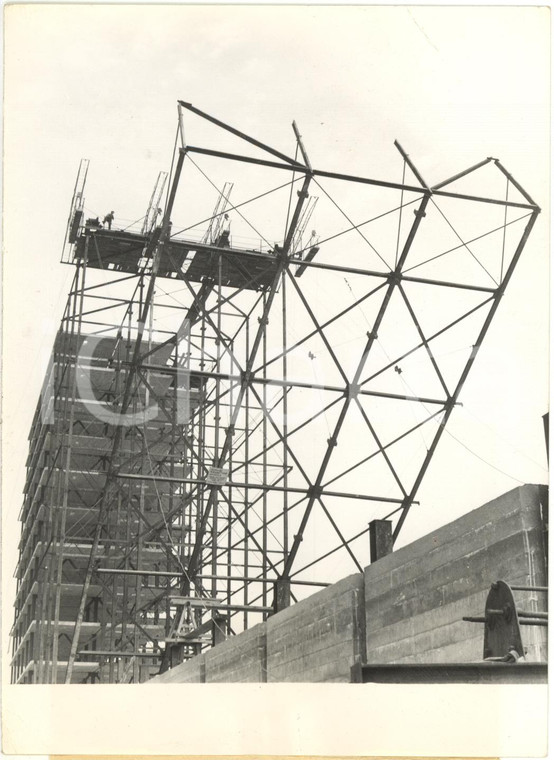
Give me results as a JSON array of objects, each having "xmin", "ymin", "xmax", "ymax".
[{"xmin": 2, "ymin": 4, "xmax": 550, "ymax": 756}]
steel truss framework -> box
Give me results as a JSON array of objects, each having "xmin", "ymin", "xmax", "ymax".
[{"xmin": 11, "ymin": 102, "xmax": 540, "ymax": 684}]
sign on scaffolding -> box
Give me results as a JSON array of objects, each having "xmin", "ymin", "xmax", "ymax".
[{"xmin": 206, "ymin": 467, "xmax": 229, "ymax": 486}]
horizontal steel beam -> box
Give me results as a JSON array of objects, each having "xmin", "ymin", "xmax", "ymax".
[
  {"xmin": 181, "ymin": 103, "xmax": 539, "ymax": 209},
  {"xmin": 114, "ymin": 472, "xmax": 411, "ymax": 505},
  {"xmin": 186, "ymin": 144, "xmax": 533, "ymax": 208},
  {"xmin": 78, "ymin": 650, "xmax": 162, "ymax": 658},
  {"xmin": 287, "ymin": 258, "xmax": 498, "ymax": 293},
  {"xmin": 169, "ymin": 596, "xmax": 272, "ymax": 613},
  {"xmin": 401, "ymin": 273, "xmax": 497, "ymax": 294},
  {"xmin": 95, "ymin": 568, "xmax": 329, "ymax": 587},
  {"xmin": 197, "ymin": 573, "xmax": 329, "ymax": 587},
  {"xmin": 96, "ymin": 568, "xmax": 181, "ymax": 578},
  {"xmin": 123, "ymin": 361, "xmax": 451, "ymax": 405}
]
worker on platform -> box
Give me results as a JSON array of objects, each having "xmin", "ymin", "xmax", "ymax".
[
  {"xmin": 218, "ymin": 213, "xmax": 231, "ymax": 246},
  {"xmin": 103, "ymin": 211, "xmax": 115, "ymax": 230}
]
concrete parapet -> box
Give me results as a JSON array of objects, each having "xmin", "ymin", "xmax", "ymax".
[
  {"xmin": 148, "ymin": 485, "xmax": 547, "ymax": 683},
  {"xmin": 266, "ymin": 573, "xmax": 365, "ymax": 683},
  {"xmin": 150, "ymin": 653, "xmax": 205, "ymax": 683},
  {"xmin": 204, "ymin": 623, "xmax": 266, "ymax": 683},
  {"xmin": 364, "ymin": 485, "xmax": 547, "ymax": 664}
]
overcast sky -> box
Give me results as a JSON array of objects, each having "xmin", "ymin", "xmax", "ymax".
[
  {"xmin": 4, "ymin": 0, "xmax": 550, "ymax": 583},
  {"xmin": 2, "ymin": 3, "xmax": 550, "ymax": 753},
  {"xmin": 2, "ymin": 0, "xmax": 550, "ymax": 705}
]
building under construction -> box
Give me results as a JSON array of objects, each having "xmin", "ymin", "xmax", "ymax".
[{"xmin": 11, "ymin": 102, "xmax": 542, "ymax": 684}]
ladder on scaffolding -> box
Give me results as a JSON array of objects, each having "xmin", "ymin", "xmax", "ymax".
[
  {"xmin": 62, "ymin": 158, "xmax": 90, "ymax": 261},
  {"xmin": 142, "ymin": 171, "xmax": 169, "ymax": 235},
  {"xmin": 202, "ymin": 181, "xmax": 234, "ymax": 245},
  {"xmin": 291, "ymin": 194, "xmax": 318, "ymax": 256}
]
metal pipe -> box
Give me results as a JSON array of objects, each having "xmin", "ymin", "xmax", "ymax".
[
  {"xmin": 394, "ymin": 140, "xmax": 429, "ymax": 190},
  {"xmin": 432, "ymin": 187, "xmax": 535, "ymax": 210},
  {"xmin": 178, "ymin": 101, "xmax": 303, "ymax": 167},
  {"xmin": 115, "ymin": 471, "xmax": 409, "ymax": 504},
  {"xmin": 517, "ymin": 610, "xmax": 548, "ymax": 620},
  {"xmin": 431, "ymin": 157, "xmax": 493, "ymax": 190},
  {"xmin": 169, "ymin": 596, "xmax": 272, "ymax": 614},
  {"xmin": 78, "ymin": 650, "xmax": 163, "ymax": 658},
  {"xmin": 292, "ymin": 120, "xmax": 312, "ymax": 172},
  {"xmin": 493, "ymin": 159, "xmax": 540, "ymax": 208}
]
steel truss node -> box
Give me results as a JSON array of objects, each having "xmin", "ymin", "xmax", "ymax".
[{"xmin": 11, "ymin": 102, "xmax": 540, "ymax": 683}]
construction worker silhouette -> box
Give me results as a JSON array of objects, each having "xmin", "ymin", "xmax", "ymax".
[
  {"xmin": 217, "ymin": 213, "xmax": 231, "ymax": 246},
  {"xmin": 103, "ymin": 211, "xmax": 115, "ymax": 230}
]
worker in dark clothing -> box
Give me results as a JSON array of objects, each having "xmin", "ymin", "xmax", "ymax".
[
  {"xmin": 103, "ymin": 211, "xmax": 115, "ymax": 230},
  {"xmin": 218, "ymin": 213, "xmax": 231, "ymax": 246}
]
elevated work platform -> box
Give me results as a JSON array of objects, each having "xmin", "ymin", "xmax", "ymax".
[{"xmin": 72, "ymin": 228, "xmax": 279, "ymax": 290}]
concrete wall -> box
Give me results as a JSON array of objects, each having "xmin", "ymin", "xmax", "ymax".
[
  {"xmin": 363, "ymin": 484, "xmax": 547, "ymax": 664},
  {"xmin": 152, "ymin": 653, "xmax": 205, "ymax": 683},
  {"xmin": 148, "ymin": 484, "xmax": 547, "ymax": 684},
  {"xmin": 205, "ymin": 623, "xmax": 266, "ymax": 683},
  {"xmin": 266, "ymin": 573, "xmax": 365, "ymax": 683}
]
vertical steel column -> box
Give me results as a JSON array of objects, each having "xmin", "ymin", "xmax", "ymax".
[
  {"xmin": 281, "ymin": 273, "xmax": 289, "ymax": 562},
  {"xmin": 369, "ymin": 520, "xmax": 393, "ymax": 562},
  {"xmin": 39, "ymin": 260, "xmax": 85, "ymax": 682},
  {"xmin": 212, "ymin": 256, "xmax": 223, "ymax": 603},
  {"xmin": 184, "ymin": 173, "xmax": 313, "ymax": 590},
  {"xmin": 196, "ymin": 309, "xmax": 207, "ymax": 631},
  {"xmin": 226, "ymin": 318, "xmax": 234, "ymax": 616},
  {"xmin": 50, "ymin": 241, "xmax": 89, "ymax": 682},
  {"xmin": 243, "ymin": 319, "xmax": 250, "ymax": 629},
  {"xmin": 262, "ymin": 291, "xmax": 268, "ymax": 609}
]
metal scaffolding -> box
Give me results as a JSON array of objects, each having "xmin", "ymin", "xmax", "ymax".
[{"xmin": 11, "ymin": 102, "xmax": 540, "ymax": 683}]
